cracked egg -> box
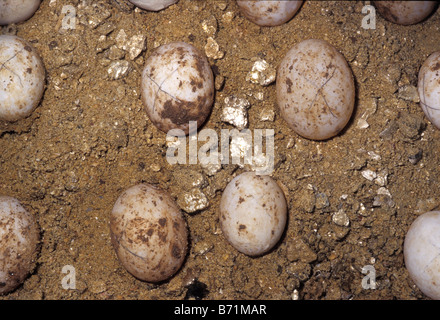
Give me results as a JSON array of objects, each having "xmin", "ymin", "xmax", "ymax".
[
  {"xmin": 276, "ymin": 39, "xmax": 355, "ymax": 140},
  {"xmin": 109, "ymin": 184, "xmax": 188, "ymax": 283},
  {"xmin": 141, "ymin": 41, "xmax": 214, "ymax": 135},
  {"xmin": 0, "ymin": 35, "xmax": 45, "ymax": 122}
]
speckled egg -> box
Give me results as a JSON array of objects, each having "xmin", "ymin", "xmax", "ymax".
[
  {"xmin": 373, "ymin": 1, "xmax": 437, "ymax": 25},
  {"xmin": 418, "ymin": 50, "xmax": 440, "ymax": 130},
  {"xmin": 0, "ymin": 196, "xmax": 39, "ymax": 295},
  {"xmin": 236, "ymin": 0, "xmax": 303, "ymax": 26},
  {"xmin": 219, "ymin": 172, "xmax": 287, "ymax": 257},
  {"xmin": 110, "ymin": 184, "xmax": 188, "ymax": 283},
  {"xmin": 141, "ymin": 42, "xmax": 214, "ymax": 135},
  {"xmin": 276, "ymin": 39, "xmax": 355, "ymax": 140},
  {"xmin": 0, "ymin": 0, "xmax": 41, "ymax": 25},
  {"xmin": 404, "ymin": 211, "xmax": 440, "ymax": 300},
  {"xmin": 129, "ymin": 0, "xmax": 178, "ymax": 11},
  {"xmin": 0, "ymin": 35, "xmax": 45, "ymax": 122}
]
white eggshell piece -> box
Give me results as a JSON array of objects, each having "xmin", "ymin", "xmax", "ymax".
[
  {"xmin": 404, "ymin": 211, "xmax": 440, "ymax": 300},
  {"xmin": 237, "ymin": 0, "xmax": 303, "ymax": 26},
  {"xmin": 110, "ymin": 184, "xmax": 188, "ymax": 283},
  {"xmin": 219, "ymin": 172, "xmax": 287, "ymax": 256},
  {"xmin": 276, "ymin": 39, "xmax": 355, "ymax": 140},
  {"xmin": 373, "ymin": 1, "xmax": 437, "ymax": 25},
  {"xmin": 0, "ymin": 35, "xmax": 45, "ymax": 122},
  {"xmin": 129, "ymin": 0, "xmax": 178, "ymax": 11},
  {"xmin": 0, "ymin": 0, "xmax": 41, "ymax": 25},
  {"xmin": 418, "ymin": 51, "xmax": 440, "ymax": 130},
  {"xmin": 141, "ymin": 42, "xmax": 214, "ymax": 135},
  {"xmin": 0, "ymin": 196, "xmax": 39, "ymax": 295}
]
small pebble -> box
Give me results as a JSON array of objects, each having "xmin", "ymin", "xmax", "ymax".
[
  {"xmin": 277, "ymin": 39, "xmax": 355, "ymax": 140},
  {"xmin": 332, "ymin": 209, "xmax": 350, "ymax": 227},
  {"xmin": 201, "ymin": 16, "xmax": 218, "ymax": 37},
  {"xmin": 246, "ymin": 59, "xmax": 276, "ymax": 86},
  {"xmin": 221, "ymin": 95, "xmax": 250, "ymax": 130},
  {"xmin": 107, "ymin": 60, "xmax": 130, "ymax": 80},
  {"xmin": 398, "ymin": 85, "xmax": 420, "ymax": 103},
  {"xmin": 177, "ymin": 188, "xmax": 209, "ymax": 214},
  {"xmin": 204, "ymin": 37, "xmax": 224, "ymax": 60},
  {"xmin": 260, "ymin": 108, "xmax": 275, "ymax": 122},
  {"xmin": 362, "ymin": 169, "xmax": 377, "ymax": 181}
]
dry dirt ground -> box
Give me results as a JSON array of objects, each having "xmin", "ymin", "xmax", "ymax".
[{"xmin": 1, "ymin": 0, "xmax": 440, "ymax": 300}]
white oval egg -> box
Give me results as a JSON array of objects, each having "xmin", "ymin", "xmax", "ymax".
[
  {"xmin": 276, "ymin": 39, "xmax": 355, "ymax": 140},
  {"xmin": 0, "ymin": 0, "xmax": 41, "ymax": 25},
  {"xmin": 110, "ymin": 184, "xmax": 188, "ymax": 283},
  {"xmin": 0, "ymin": 35, "xmax": 45, "ymax": 122},
  {"xmin": 141, "ymin": 42, "xmax": 214, "ymax": 135},
  {"xmin": 129, "ymin": 0, "xmax": 178, "ymax": 11},
  {"xmin": 373, "ymin": 1, "xmax": 437, "ymax": 25},
  {"xmin": 219, "ymin": 172, "xmax": 287, "ymax": 257},
  {"xmin": 418, "ymin": 51, "xmax": 440, "ymax": 130},
  {"xmin": 404, "ymin": 211, "xmax": 440, "ymax": 300},
  {"xmin": 236, "ymin": 0, "xmax": 303, "ymax": 27},
  {"xmin": 0, "ymin": 196, "xmax": 39, "ymax": 295}
]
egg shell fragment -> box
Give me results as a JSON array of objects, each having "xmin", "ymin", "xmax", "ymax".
[
  {"xmin": 219, "ymin": 172, "xmax": 287, "ymax": 257},
  {"xmin": 110, "ymin": 184, "xmax": 188, "ymax": 283},
  {"xmin": 418, "ymin": 51, "xmax": 440, "ymax": 130},
  {"xmin": 141, "ymin": 42, "xmax": 214, "ymax": 135},
  {"xmin": 0, "ymin": 35, "xmax": 45, "ymax": 122},
  {"xmin": 0, "ymin": 0, "xmax": 41, "ymax": 25},
  {"xmin": 404, "ymin": 211, "xmax": 440, "ymax": 300},
  {"xmin": 373, "ymin": 1, "xmax": 437, "ymax": 25},
  {"xmin": 236, "ymin": 0, "xmax": 303, "ymax": 27},
  {"xmin": 276, "ymin": 39, "xmax": 355, "ymax": 140},
  {"xmin": 0, "ymin": 196, "xmax": 39, "ymax": 295}
]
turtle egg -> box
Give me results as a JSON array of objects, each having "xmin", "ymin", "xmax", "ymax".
[
  {"xmin": 0, "ymin": 0, "xmax": 41, "ymax": 25},
  {"xmin": 236, "ymin": 0, "xmax": 303, "ymax": 26},
  {"xmin": 219, "ymin": 172, "xmax": 287, "ymax": 257},
  {"xmin": 110, "ymin": 184, "xmax": 188, "ymax": 283},
  {"xmin": 0, "ymin": 35, "xmax": 45, "ymax": 122},
  {"xmin": 373, "ymin": 1, "xmax": 437, "ymax": 25},
  {"xmin": 404, "ymin": 211, "xmax": 440, "ymax": 300},
  {"xmin": 141, "ymin": 41, "xmax": 214, "ymax": 135},
  {"xmin": 276, "ymin": 39, "xmax": 355, "ymax": 140},
  {"xmin": 418, "ymin": 51, "xmax": 440, "ymax": 130},
  {"xmin": 129, "ymin": 0, "xmax": 178, "ymax": 11},
  {"xmin": 0, "ymin": 196, "xmax": 39, "ymax": 295}
]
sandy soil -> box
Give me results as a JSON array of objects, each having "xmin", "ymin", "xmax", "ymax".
[{"xmin": 1, "ymin": 0, "xmax": 440, "ymax": 300}]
